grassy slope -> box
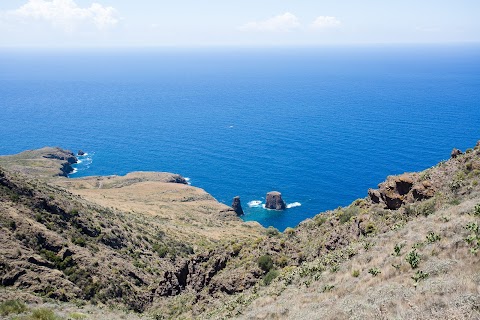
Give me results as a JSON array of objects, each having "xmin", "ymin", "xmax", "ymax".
[
  {"xmin": 202, "ymin": 144, "xmax": 480, "ymax": 319},
  {"xmin": 1, "ymin": 144, "xmax": 480, "ymax": 319}
]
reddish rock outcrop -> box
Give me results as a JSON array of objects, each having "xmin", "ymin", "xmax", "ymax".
[
  {"xmin": 265, "ymin": 191, "xmax": 286, "ymax": 210},
  {"xmin": 368, "ymin": 173, "xmax": 436, "ymax": 210}
]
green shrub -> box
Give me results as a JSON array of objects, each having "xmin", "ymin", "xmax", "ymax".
[
  {"xmin": 314, "ymin": 215, "xmax": 327, "ymax": 226},
  {"xmin": 364, "ymin": 223, "xmax": 376, "ymax": 235},
  {"xmin": 474, "ymin": 204, "xmax": 480, "ymax": 216},
  {"xmin": 352, "ymin": 270, "xmax": 360, "ymax": 277},
  {"xmin": 392, "ymin": 243, "xmax": 405, "ymax": 256},
  {"xmin": 263, "ymin": 269, "xmax": 279, "ymax": 285},
  {"xmin": 406, "ymin": 199, "xmax": 435, "ymax": 216},
  {"xmin": 71, "ymin": 236, "xmax": 86, "ymax": 247},
  {"xmin": 466, "ymin": 162, "xmax": 474, "ymax": 171},
  {"xmin": 276, "ymin": 255, "xmax": 289, "ymax": 268},
  {"xmin": 30, "ymin": 308, "xmax": 60, "ymax": 320},
  {"xmin": 0, "ymin": 299, "xmax": 27, "ymax": 316},
  {"xmin": 412, "ymin": 270, "xmax": 429, "ymax": 283},
  {"xmin": 266, "ymin": 226, "xmax": 279, "ymax": 237},
  {"xmin": 426, "ymin": 232, "xmax": 441, "ymax": 243},
  {"xmin": 69, "ymin": 313, "xmax": 87, "ymax": 320},
  {"xmin": 406, "ymin": 249, "xmax": 420, "ymax": 268},
  {"xmin": 449, "ymin": 198, "xmax": 461, "ymax": 206},
  {"xmin": 322, "ymin": 284, "xmax": 335, "ymax": 292},
  {"xmin": 368, "ymin": 267, "xmax": 381, "ymax": 276},
  {"xmin": 258, "ymin": 255, "xmax": 274, "ymax": 272},
  {"xmin": 465, "ymin": 222, "xmax": 480, "ymax": 255},
  {"xmin": 8, "ymin": 220, "xmax": 17, "ymax": 231},
  {"xmin": 338, "ymin": 206, "xmax": 359, "ymax": 224},
  {"xmin": 152, "ymin": 243, "xmax": 169, "ymax": 258}
]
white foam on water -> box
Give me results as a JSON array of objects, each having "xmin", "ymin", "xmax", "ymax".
[
  {"xmin": 185, "ymin": 177, "xmax": 191, "ymax": 185},
  {"xmin": 70, "ymin": 168, "xmax": 78, "ymax": 174},
  {"xmin": 286, "ymin": 202, "xmax": 302, "ymax": 209},
  {"xmin": 248, "ymin": 200, "xmax": 262, "ymax": 208}
]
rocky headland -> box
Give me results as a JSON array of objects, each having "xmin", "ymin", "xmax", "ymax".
[{"xmin": 1, "ymin": 143, "xmax": 479, "ymax": 320}]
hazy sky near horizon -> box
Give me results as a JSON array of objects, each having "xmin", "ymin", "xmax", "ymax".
[{"xmin": 0, "ymin": 0, "xmax": 479, "ymax": 47}]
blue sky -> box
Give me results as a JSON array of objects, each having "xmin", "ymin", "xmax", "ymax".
[{"xmin": 0, "ymin": 0, "xmax": 479, "ymax": 47}]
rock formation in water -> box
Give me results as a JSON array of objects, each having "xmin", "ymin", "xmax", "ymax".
[
  {"xmin": 265, "ymin": 191, "xmax": 286, "ymax": 210},
  {"xmin": 78, "ymin": 150, "xmax": 85, "ymax": 156},
  {"xmin": 232, "ymin": 196, "xmax": 244, "ymax": 215}
]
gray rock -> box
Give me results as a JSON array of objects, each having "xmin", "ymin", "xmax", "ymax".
[
  {"xmin": 265, "ymin": 191, "xmax": 286, "ymax": 210},
  {"xmin": 232, "ymin": 196, "xmax": 244, "ymax": 215}
]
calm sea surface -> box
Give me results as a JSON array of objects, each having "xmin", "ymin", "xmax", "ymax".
[{"xmin": 1, "ymin": 45, "xmax": 479, "ymax": 230}]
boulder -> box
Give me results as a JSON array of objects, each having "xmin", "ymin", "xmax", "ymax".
[
  {"xmin": 232, "ymin": 196, "xmax": 244, "ymax": 216},
  {"xmin": 265, "ymin": 191, "xmax": 286, "ymax": 210},
  {"xmin": 411, "ymin": 181, "xmax": 435, "ymax": 201},
  {"xmin": 451, "ymin": 148, "xmax": 463, "ymax": 158},
  {"xmin": 368, "ymin": 173, "xmax": 436, "ymax": 210}
]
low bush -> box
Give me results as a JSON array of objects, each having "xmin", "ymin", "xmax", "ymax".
[
  {"xmin": 29, "ymin": 308, "xmax": 60, "ymax": 320},
  {"xmin": 266, "ymin": 226, "xmax": 279, "ymax": 237},
  {"xmin": 338, "ymin": 206, "xmax": 359, "ymax": 224},
  {"xmin": 412, "ymin": 270, "xmax": 429, "ymax": 283},
  {"xmin": 258, "ymin": 255, "xmax": 274, "ymax": 272},
  {"xmin": 263, "ymin": 269, "xmax": 279, "ymax": 285},
  {"xmin": 392, "ymin": 243, "xmax": 405, "ymax": 256},
  {"xmin": 406, "ymin": 249, "xmax": 420, "ymax": 268},
  {"xmin": 465, "ymin": 222, "xmax": 480, "ymax": 255},
  {"xmin": 426, "ymin": 232, "xmax": 441, "ymax": 243},
  {"xmin": 0, "ymin": 299, "xmax": 27, "ymax": 316},
  {"xmin": 368, "ymin": 267, "xmax": 381, "ymax": 276}
]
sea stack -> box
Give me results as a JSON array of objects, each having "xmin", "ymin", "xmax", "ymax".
[
  {"xmin": 232, "ymin": 196, "xmax": 244, "ymax": 216},
  {"xmin": 78, "ymin": 150, "xmax": 85, "ymax": 156},
  {"xmin": 265, "ymin": 191, "xmax": 286, "ymax": 210}
]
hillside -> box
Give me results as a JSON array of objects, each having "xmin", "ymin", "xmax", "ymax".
[{"xmin": 1, "ymin": 143, "xmax": 480, "ymax": 319}]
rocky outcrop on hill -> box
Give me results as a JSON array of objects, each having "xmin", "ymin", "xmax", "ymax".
[
  {"xmin": 451, "ymin": 148, "xmax": 463, "ymax": 158},
  {"xmin": 232, "ymin": 196, "xmax": 244, "ymax": 215},
  {"xmin": 265, "ymin": 191, "xmax": 286, "ymax": 210},
  {"xmin": 368, "ymin": 173, "xmax": 436, "ymax": 209}
]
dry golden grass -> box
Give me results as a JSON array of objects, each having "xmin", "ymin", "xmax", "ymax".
[
  {"xmin": 237, "ymin": 197, "xmax": 480, "ymax": 320},
  {"xmin": 55, "ymin": 173, "xmax": 263, "ymax": 248}
]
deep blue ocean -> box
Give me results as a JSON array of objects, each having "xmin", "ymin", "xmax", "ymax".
[{"xmin": 1, "ymin": 45, "xmax": 479, "ymax": 230}]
